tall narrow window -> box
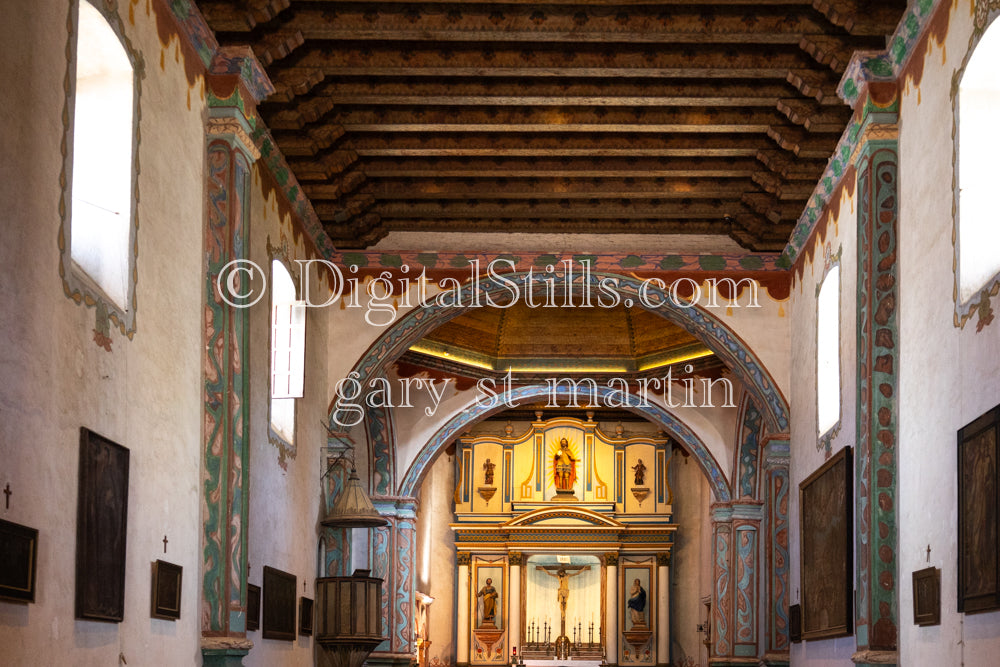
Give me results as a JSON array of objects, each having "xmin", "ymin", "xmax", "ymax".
[
  {"xmin": 957, "ymin": 18, "xmax": 1000, "ymax": 303},
  {"xmin": 817, "ymin": 266, "xmax": 840, "ymax": 435},
  {"xmin": 270, "ymin": 261, "xmax": 305, "ymax": 443},
  {"xmin": 60, "ymin": 0, "xmax": 140, "ymax": 337},
  {"xmin": 69, "ymin": 0, "xmax": 135, "ymax": 309}
]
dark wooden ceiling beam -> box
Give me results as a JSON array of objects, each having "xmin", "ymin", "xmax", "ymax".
[
  {"xmin": 361, "ymin": 178, "xmax": 758, "ymax": 200},
  {"xmin": 301, "ymin": 171, "xmax": 367, "ymax": 200},
  {"xmin": 323, "ymin": 106, "xmax": 786, "ymax": 130},
  {"xmin": 285, "ymin": 150, "xmax": 358, "ymax": 180},
  {"xmin": 341, "ymin": 133, "xmax": 801, "ymax": 153},
  {"xmin": 270, "ymin": 7, "xmax": 831, "ymax": 46},
  {"xmin": 371, "ymin": 201, "xmax": 759, "ymax": 219},
  {"xmin": 199, "ymin": 0, "xmax": 290, "ymax": 32},
  {"xmin": 287, "ymin": 44, "xmax": 817, "ymax": 75},
  {"xmin": 776, "ymin": 98, "xmax": 850, "ymax": 132},
  {"xmin": 766, "ymin": 125, "xmax": 839, "ymax": 158},
  {"xmin": 811, "ymin": 0, "xmax": 906, "ymax": 38},
  {"xmin": 290, "ymin": 78, "xmax": 841, "ymax": 104}
]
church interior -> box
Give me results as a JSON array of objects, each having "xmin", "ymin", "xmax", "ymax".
[{"xmin": 2, "ymin": 0, "xmax": 1000, "ymax": 666}]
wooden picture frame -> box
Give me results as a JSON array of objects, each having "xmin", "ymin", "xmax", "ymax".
[
  {"xmin": 262, "ymin": 566, "xmax": 296, "ymax": 640},
  {"xmin": 789, "ymin": 604, "xmax": 802, "ymax": 643},
  {"xmin": 799, "ymin": 446, "xmax": 853, "ymax": 640},
  {"xmin": 299, "ymin": 596, "xmax": 314, "ymax": 636},
  {"xmin": 0, "ymin": 518, "xmax": 39, "ymax": 603},
  {"xmin": 913, "ymin": 567, "xmax": 940, "ymax": 626},
  {"xmin": 247, "ymin": 583, "xmax": 261, "ymax": 631},
  {"xmin": 958, "ymin": 403, "xmax": 1000, "ymax": 613},
  {"xmin": 75, "ymin": 427, "xmax": 130, "ymax": 622},
  {"xmin": 151, "ymin": 560, "xmax": 183, "ymax": 620}
]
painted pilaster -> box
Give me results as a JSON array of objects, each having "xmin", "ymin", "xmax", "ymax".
[
  {"xmin": 509, "ymin": 552, "xmax": 523, "ymax": 654},
  {"xmin": 458, "ymin": 552, "xmax": 472, "ymax": 667},
  {"xmin": 762, "ymin": 436, "xmax": 790, "ymax": 666},
  {"xmin": 731, "ymin": 502, "xmax": 763, "ymax": 662},
  {"xmin": 655, "ymin": 553, "xmax": 670, "ymax": 667},
  {"xmin": 853, "ymin": 83, "xmax": 901, "ymax": 667},
  {"xmin": 710, "ymin": 505, "xmax": 733, "ymax": 663},
  {"xmin": 200, "ymin": 47, "xmax": 272, "ymax": 667},
  {"xmin": 605, "ymin": 553, "xmax": 619, "ymax": 667},
  {"xmin": 369, "ymin": 499, "xmax": 419, "ymax": 667}
]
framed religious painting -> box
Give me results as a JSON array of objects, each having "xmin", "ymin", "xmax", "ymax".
[
  {"xmin": 247, "ymin": 583, "xmax": 261, "ymax": 631},
  {"xmin": 0, "ymin": 518, "xmax": 38, "ymax": 603},
  {"xmin": 799, "ymin": 446, "xmax": 853, "ymax": 640},
  {"xmin": 262, "ymin": 566, "xmax": 296, "ymax": 640},
  {"xmin": 299, "ymin": 596, "xmax": 314, "ymax": 636},
  {"xmin": 150, "ymin": 560, "xmax": 182, "ymax": 620},
  {"xmin": 913, "ymin": 567, "xmax": 940, "ymax": 626},
  {"xmin": 958, "ymin": 403, "xmax": 1000, "ymax": 613},
  {"xmin": 75, "ymin": 427, "xmax": 130, "ymax": 622}
]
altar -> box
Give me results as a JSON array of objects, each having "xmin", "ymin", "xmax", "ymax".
[{"xmin": 451, "ymin": 415, "xmax": 677, "ymax": 667}]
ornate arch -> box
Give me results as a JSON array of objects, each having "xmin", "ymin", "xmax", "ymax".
[
  {"xmin": 397, "ymin": 383, "xmax": 733, "ymax": 502},
  {"xmin": 332, "ymin": 271, "xmax": 788, "ymax": 434}
]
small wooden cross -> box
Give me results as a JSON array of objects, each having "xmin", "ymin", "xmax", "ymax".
[
  {"xmin": 3, "ymin": 483, "xmax": 11, "ymax": 510},
  {"xmin": 926, "ymin": 544, "xmax": 931, "ymax": 562},
  {"xmin": 163, "ymin": 535, "xmax": 169, "ymax": 554}
]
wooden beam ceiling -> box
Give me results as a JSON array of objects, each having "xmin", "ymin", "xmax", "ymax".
[{"xmin": 199, "ymin": 0, "xmax": 906, "ymax": 252}]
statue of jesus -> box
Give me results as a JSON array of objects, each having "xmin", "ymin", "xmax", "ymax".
[{"xmin": 536, "ymin": 564, "xmax": 590, "ymax": 613}]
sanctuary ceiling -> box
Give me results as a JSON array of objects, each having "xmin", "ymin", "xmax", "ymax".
[{"xmin": 198, "ymin": 0, "xmax": 906, "ymax": 252}]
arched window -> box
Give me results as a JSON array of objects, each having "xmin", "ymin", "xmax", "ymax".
[
  {"xmin": 817, "ymin": 265, "xmax": 840, "ymax": 436},
  {"xmin": 956, "ymin": 16, "xmax": 1000, "ymax": 306},
  {"xmin": 60, "ymin": 0, "xmax": 140, "ymax": 331},
  {"xmin": 270, "ymin": 260, "xmax": 305, "ymax": 444}
]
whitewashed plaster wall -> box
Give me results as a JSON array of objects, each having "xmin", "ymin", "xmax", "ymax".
[
  {"xmin": 896, "ymin": 1, "xmax": 1000, "ymax": 664},
  {"xmin": 788, "ymin": 184, "xmax": 858, "ymax": 666},
  {"xmin": 0, "ymin": 0, "xmax": 206, "ymax": 663},
  {"xmin": 244, "ymin": 173, "xmax": 333, "ymax": 666}
]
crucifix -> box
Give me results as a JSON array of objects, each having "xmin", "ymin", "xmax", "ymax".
[
  {"xmin": 163, "ymin": 535, "xmax": 168, "ymax": 554},
  {"xmin": 536, "ymin": 564, "xmax": 591, "ymax": 658},
  {"xmin": 3, "ymin": 483, "xmax": 10, "ymax": 510}
]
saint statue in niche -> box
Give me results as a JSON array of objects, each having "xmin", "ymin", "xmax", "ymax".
[
  {"xmin": 628, "ymin": 578, "xmax": 647, "ymax": 628},
  {"xmin": 632, "ymin": 459, "xmax": 647, "ymax": 486},
  {"xmin": 477, "ymin": 577, "xmax": 499, "ymax": 627},
  {"xmin": 483, "ymin": 458, "xmax": 496, "ymax": 486},
  {"xmin": 553, "ymin": 438, "xmax": 577, "ymax": 492}
]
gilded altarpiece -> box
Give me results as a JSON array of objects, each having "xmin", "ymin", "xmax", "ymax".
[{"xmin": 453, "ymin": 417, "xmax": 675, "ymax": 667}]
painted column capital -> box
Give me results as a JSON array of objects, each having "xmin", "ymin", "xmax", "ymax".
[
  {"xmin": 457, "ymin": 552, "xmax": 472, "ymax": 566},
  {"xmin": 508, "ymin": 551, "xmax": 523, "ymax": 566},
  {"xmin": 656, "ymin": 552, "xmax": 671, "ymax": 567},
  {"xmin": 604, "ymin": 552, "xmax": 619, "ymax": 566}
]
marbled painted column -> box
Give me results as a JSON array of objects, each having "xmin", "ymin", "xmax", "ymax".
[
  {"xmin": 200, "ymin": 48, "xmax": 272, "ymax": 667},
  {"xmin": 731, "ymin": 502, "xmax": 763, "ymax": 662},
  {"xmin": 509, "ymin": 552, "xmax": 523, "ymax": 654},
  {"xmin": 605, "ymin": 553, "xmax": 619, "ymax": 667},
  {"xmin": 762, "ymin": 436, "xmax": 790, "ymax": 667},
  {"xmin": 710, "ymin": 504, "xmax": 734, "ymax": 662},
  {"xmin": 369, "ymin": 499, "xmax": 419, "ymax": 667},
  {"xmin": 457, "ymin": 552, "xmax": 472, "ymax": 667},
  {"xmin": 853, "ymin": 90, "xmax": 900, "ymax": 666},
  {"xmin": 655, "ymin": 553, "xmax": 670, "ymax": 667}
]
